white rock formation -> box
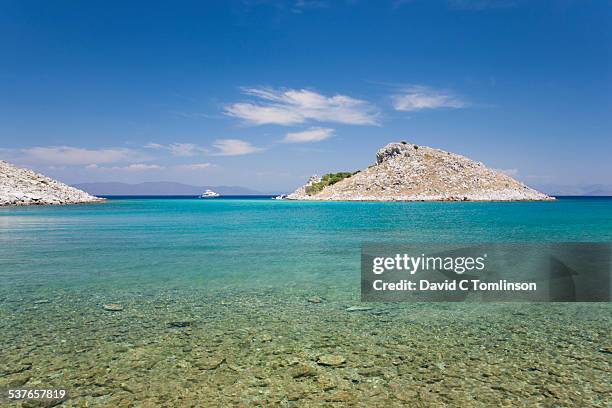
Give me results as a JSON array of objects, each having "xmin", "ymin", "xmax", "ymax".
[
  {"xmin": 0, "ymin": 160, "xmax": 104, "ymax": 206},
  {"xmin": 287, "ymin": 141, "xmax": 553, "ymax": 201}
]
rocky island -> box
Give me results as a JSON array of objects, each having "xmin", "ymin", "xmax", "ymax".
[
  {"xmin": 0, "ymin": 160, "xmax": 104, "ymax": 206},
  {"xmin": 287, "ymin": 141, "xmax": 553, "ymax": 201}
]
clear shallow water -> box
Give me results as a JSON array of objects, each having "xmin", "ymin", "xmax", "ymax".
[
  {"xmin": 0, "ymin": 197, "xmax": 611, "ymax": 407},
  {"xmin": 1, "ymin": 197, "xmax": 611, "ymax": 292}
]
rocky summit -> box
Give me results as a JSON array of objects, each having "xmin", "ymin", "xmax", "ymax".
[
  {"xmin": 287, "ymin": 141, "xmax": 553, "ymax": 201},
  {"xmin": 0, "ymin": 160, "xmax": 104, "ymax": 206}
]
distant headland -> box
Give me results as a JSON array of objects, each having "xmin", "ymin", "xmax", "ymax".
[{"xmin": 287, "ymin": 141, "xmax": 553, "ymax": 202}]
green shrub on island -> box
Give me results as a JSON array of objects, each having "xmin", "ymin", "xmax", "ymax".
[{"xmin": 306, "ymin": 172, "xmax": 357, "ymax": 195}]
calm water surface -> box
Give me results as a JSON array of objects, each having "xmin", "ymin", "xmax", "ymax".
[{"xmin": 1, "ymin": 196, "xmax": 611, "ymax": 292}]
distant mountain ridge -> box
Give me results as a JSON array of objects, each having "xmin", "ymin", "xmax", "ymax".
[
  {"xmin": 73, "ymin": 182, "xmax": 265, "ymax": 196},
  {"xmin": 531, "ymin": 183, "xmax": 612, "ymax": 196}
]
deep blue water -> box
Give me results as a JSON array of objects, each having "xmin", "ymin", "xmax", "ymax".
[{"xmin": 1, "ymin": 196, "xmax": 611, "ymax": 293}]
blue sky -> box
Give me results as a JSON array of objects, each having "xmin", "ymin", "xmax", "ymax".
[{"xmin": 1, "ymin": 0, "xmax": 610, "ymax": 193}]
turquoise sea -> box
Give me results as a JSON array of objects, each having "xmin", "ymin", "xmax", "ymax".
[
  {"xmin": 2, "ymin": 196, "xmax": 611, "ymax": 291},
  {"xmin": 1, "ymin": 197, "xmax": 611, "ymax": 407}
]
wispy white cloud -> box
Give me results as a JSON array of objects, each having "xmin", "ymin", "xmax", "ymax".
[
  {"xmin": 495, "ymin": 168, "xmax": 519, "ymax": 177},
  {"xmin": 145, "ymin": 142, "xmax": 206, "ymax": 156},
  {"xmin": 177, "ymin": 163, "xmax": 216, "ymax": 170},
  {"xmin": 225, "ymin": 87, "xmax": 379, "ymax": 126},
  {"xmin": 282, "ymin": 127, "xmax": 334, "ymax": 143},
  {"xmin": 123, "ymin": 164, "xmax": 163, "ymax": 171},
  {"xmin": 19, "ymin": 146, "xmax": 147, "ymax": 165},
  {"xmin": 212, "ymin": 139, "xmax": 264, "ymax": 156},
  {"xmin": 392, "ymin": 86, "xmax": 467, "ymax": 112},
  {"xmin": 86, "ymin": 163, "xmax": 164, "ymax": 172}
]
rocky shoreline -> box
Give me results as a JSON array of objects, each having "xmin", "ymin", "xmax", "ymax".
[
  {"xmin": 287, "ymin": 141, "xmax": 553, "ymax": 202},
  {"xmin": 0, "ymin": 160, "xmax": 104, "ymax": 206}
]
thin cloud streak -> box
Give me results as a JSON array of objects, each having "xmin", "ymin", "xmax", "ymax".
[
  {"xmin": 225, "ymin": 87, "xmax": 379, "ymax": 126},
  {"xmin": 146, "ymin": 143, "xmax": 207, "ymax": 156},
  {"xmin": 392, "ymin": 85, "xmax": 467, "ymax": 112},
  {"xmin": 177, "ymin": 163, "xmax": 216, "ymax": 170},
  {"xmin": 496, "ymin": 168, "xmax": 519, "ymax": 177},
  {"xmin": 282, "ymin": 127, "xmax": 334, "ymax": 143},
  {"xmin": 19, "ymin": 146, "xmax": 148, "ymax": 166},
  {"xmin": 86, "ymin": 163, "xmax": 164, "ymax": 172},
  {"xmin": 212, "ymin": 139, "xmax": 264, "ymax": 156}
]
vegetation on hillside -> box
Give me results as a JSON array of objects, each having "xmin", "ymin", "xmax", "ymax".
[{"xmin": 306, "ymin": 171, "xmax": 358, "ymax": 195}]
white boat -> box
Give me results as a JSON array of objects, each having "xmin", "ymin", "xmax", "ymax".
[
  {"xmin": 272, "ymin": 194, "xmax": 286, "ymax": 200},
  {"xmin": 201, "ymin": 189, "xmax": 220, "ymax": 198}
]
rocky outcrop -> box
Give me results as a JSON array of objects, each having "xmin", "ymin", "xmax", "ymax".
[
  {"xmin": 287, "ymin": 141, "xmax": 553, "ymax": 201},
  {"xmin": 287, "ymin": 175, "xmax": 322, "ymax": 198},
  {"xmin": 0, "ymin": 160, "xmax": 104, "ymax": 206}
]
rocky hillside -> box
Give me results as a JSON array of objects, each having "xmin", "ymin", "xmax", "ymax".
[
  {"xmin": 287, "ymin": 141, "xmax": 553, "ymax": 201},
  {"xmin": 0, "ymin": 160, "xmax": 104, "ymax": 206}
]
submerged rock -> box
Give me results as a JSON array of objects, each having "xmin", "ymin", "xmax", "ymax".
[
  {"xmin": 0, "ymin": 160, "xmax": 104, "ymax": 206},
  {"xmin": 346, "ymin": 306, "xmax": 373, "ymax": 312},
  {"xmin": 167, "ymin": 321, "xmax": 192, "ymax": 328},
  {"xmin": 290, "ymin": 363, "xmax": 318, "ymax": 378},
  {"xmin": 286, "ymin": 141, "xmax": 553, "ymax": 202},
  {"xmin": 317, "ymin": 354, "xmax": 346, "ymax": 367},
  {"xmin": 195, "ymin": 357, "xmax": 225, "ymax": 370},
  {"xmin": 102, "ymin": 303, "xmax": 124, "ymax": 312}
]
